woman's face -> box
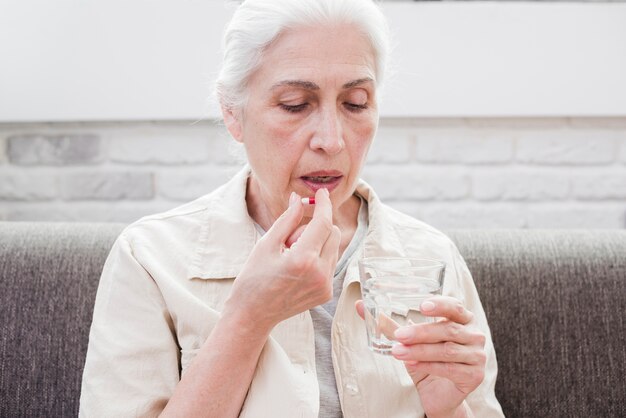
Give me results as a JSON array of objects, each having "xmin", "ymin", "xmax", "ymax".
[{"xmin": 224, "ymin": 23, "xmax": 379, "ymax": 222}]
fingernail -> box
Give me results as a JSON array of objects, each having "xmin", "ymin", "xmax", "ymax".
[
  {"xmin": 391, "ymin": 344, "xmax": 409, "ymax": 357},
  {"xmin": 394, "ymin": 327, "xmax": 411, "ymax": 340},
  {"xmin": 289, "ymin": 192, "xmax": 298, "ymax": 208},
  {"xmin": 421, "ymin": 301, "xmax": 435, "ymax": 312}
]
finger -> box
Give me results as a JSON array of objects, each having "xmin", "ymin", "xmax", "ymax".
[
  {"xmin": 311, "ymin": 187, "xmax": 331, "ymax": 220},
  {"xmin": 285, "ymin": 224, "xmax": 306, "ymax": 248},
  {"xmin": 419, "ymin": 296, "xmax": 474, "ymax": 325},
  {"xmin": 378, "ymin": 311, "xmax": 400, "ymax": 341},
  {"xmin": 265, "ymin": 192, "xmax": 304, "ymax": 246},
  {"xmin": 391, "ymin": 341, "xmax": 487, "ymax": 365},
  {"xmin": 393, "ymin": 321, "xmax": 487, "ymax": 347},
  {"xmin": 404, "ymin": 362, "xmax": 486, "ymax": 393},
  {"xmin": 320, "ymin": 225, "xmax": 341, "ymax": 267},
  {"xmin": 293, "ymin": 188, "xmax": 333, "ymax": 253},
  {"xmin": 355, "ymin": 300, "xmax": 365, "ymax": 320},
  {"xmin": 355, "ymin": 300, "xmax": 399, "ymax": 340},
  {"xmin": 401, "ymin": 361, "xmax": 429, "ymax": 386}
]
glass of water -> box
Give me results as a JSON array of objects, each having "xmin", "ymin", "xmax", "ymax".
[{"xmin": 358, "ymin": 257, "xmax": 446, "ymax": 355}]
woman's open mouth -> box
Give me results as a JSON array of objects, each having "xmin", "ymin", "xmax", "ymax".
[{"xmin": 300, "ymin": 171, "xmax": 343, "ymax": 193}]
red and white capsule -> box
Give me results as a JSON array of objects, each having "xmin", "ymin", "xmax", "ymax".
[{"xmin": 301, "ymin": 197, "xmax": 316, "ymax": 205}]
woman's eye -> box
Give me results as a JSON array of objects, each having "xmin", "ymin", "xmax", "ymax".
[
  {"xmin": 280, "ymin": 103, "xmax": 308, "ymax": 113},
  {"xmin": 345, "ymin": 102, "xmax": 368, "ymax": 112}
]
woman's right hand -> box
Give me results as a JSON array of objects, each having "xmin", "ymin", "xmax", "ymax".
[
  {"xmin": 162, "ymin": 188, "xmax": 338, "ymax": 417},
  {"xmin": 223, "ymin": 187, "xmax": 341, "ymax": 333}
]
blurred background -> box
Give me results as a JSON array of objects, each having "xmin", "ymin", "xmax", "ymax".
[{"xmin": 1, "ymin": 0, "xmax": 625, "ymax": 229}]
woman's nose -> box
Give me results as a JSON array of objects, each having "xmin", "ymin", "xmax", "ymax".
[{"xmin": 310, "ymin": 107, "xmax": 344, "ymax": 155}]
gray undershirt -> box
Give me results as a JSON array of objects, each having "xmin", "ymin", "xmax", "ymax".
[
  {"xmin": 310, "ymin": 198, "xmax": 368, "ymax": 418},
  {"xmin": 253, "ymin": 197, "xmax": 369, "ymax": 418}
]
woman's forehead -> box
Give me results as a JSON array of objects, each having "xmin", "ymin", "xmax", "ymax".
[
  {"xmin": 255, "ymin": 24, "xmax": 377, "ymax": 85},
  {"xmin": 268, "ymin": 78, "xmax": 375, "ymax": 93}
]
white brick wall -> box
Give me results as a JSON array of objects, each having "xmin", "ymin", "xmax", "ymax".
[
  {"xmin": 108, "ymin": 129, "xmax": 212, "ymax": 165},
  {"xmin": 156, "ymin": 166, "xmax": 240, "ymax": 201},
  {"xmin": 620, "ymin": 136, "xmax": 626, "ymax": 164},
  {"xmin": 1, "ymin": 118, "xmax": 625, "ymax": 229},
  {"xmin": 415, "ymin": 130, "xmax": 515, "ymax": 164},
  {"xmin": 515, "ymin": 131, "xmax": 619, "ymax": 165},
  {"xmin": 0, "ymin": 136, "xmax": 7, "ymax": 165},
  {"xmin": 7, "ymin": 134, "xmax": 103, "ymax": 165},
  {"xmin": 0, "ymin": 172, "xmax": 58, "ymax": 201},
  {"xmin": 60, "ymin": 171, "xmax": 154, "ymax": 200},
  {"xmin": 472, "ymin": 169, "xmax": 570, "ymax": 201}
]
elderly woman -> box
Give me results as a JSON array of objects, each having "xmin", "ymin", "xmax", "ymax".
[{"xmin": 80, "ymin": 0, "xmax": 503, "ymax": 417}]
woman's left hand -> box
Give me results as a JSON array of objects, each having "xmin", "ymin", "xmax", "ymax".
[{"xmin": 356, "ymin": 296, "xmax": 486, "ymax": 418}]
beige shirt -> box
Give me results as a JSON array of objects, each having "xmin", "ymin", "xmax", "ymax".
[{"xmin": 80, "ymin": 167, "xmax": 504, "ymax": 418}]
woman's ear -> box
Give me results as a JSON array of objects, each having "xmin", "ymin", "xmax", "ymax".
[{"xmin": 221, "ymin": 105, "xmax": 244, "ymax": 143}]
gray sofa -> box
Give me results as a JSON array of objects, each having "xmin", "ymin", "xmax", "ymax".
[{"xmin": 0, "ymin": 222, "xmax": 624, "ymax": 417}]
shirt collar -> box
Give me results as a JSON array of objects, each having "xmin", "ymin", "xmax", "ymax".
[
  {"xmin": 187, "ymin": 166, "xmax": 258, "ymax": 280},
  {"xmin": 342, "ymin": 181, "xmax": 409, "ymax": 287},
  {"xmin": 187, "ymin": 166, "xmax": 409, "ymax": 281}
]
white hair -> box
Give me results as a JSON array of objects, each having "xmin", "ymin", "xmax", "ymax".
[{"xmin": 215, "ymin": 0, "xmax": 391, "ymax": 112}]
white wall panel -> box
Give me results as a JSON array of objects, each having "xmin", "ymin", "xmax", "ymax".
[{"xmin": 0, "ymin": 0, "xmax": 625, "ymax": 121}]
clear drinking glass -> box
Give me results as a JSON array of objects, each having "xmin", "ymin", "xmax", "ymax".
[{"xmin": 358, "ymin": 257, "xmax": 446, "ymax": 355}]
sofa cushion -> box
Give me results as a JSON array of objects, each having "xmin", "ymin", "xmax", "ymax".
[{"xmin": 447, "ymin": 229, "xmax": 626, "ymax": 418}]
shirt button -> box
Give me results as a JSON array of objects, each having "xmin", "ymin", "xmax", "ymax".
[{"xmin": 346, "ymin": 383, "xmax": 359, "ymax": 394}]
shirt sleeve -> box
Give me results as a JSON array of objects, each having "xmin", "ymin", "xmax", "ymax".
[
  {"xmin": 79, "ymin": 233, "xmax": 180, "ymax": 417},
  {"xmin": 449, "ymin": 243, "xmax": 505, "ymax": 418}
]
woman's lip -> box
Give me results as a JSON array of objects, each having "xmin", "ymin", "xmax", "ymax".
[
  {"xmin": 300, "ymin": 176, "xmax": 343, "ymax": 193},
  {"xmin": 301, "ymin": 170, "xmax": 343, "ymax": 177}
]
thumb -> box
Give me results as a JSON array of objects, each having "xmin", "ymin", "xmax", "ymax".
[{"xmin": 265, "ymin": 192, "xmax": 304, "ymax": 246}]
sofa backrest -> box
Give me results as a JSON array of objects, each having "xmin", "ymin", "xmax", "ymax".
[
  {"xmin": 1, "ymin": 222, "xmax": 625, "ymax": 417},
  {"xmin": 0, "ymin": 222, "xmax": 124, "ymax": 417}
]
